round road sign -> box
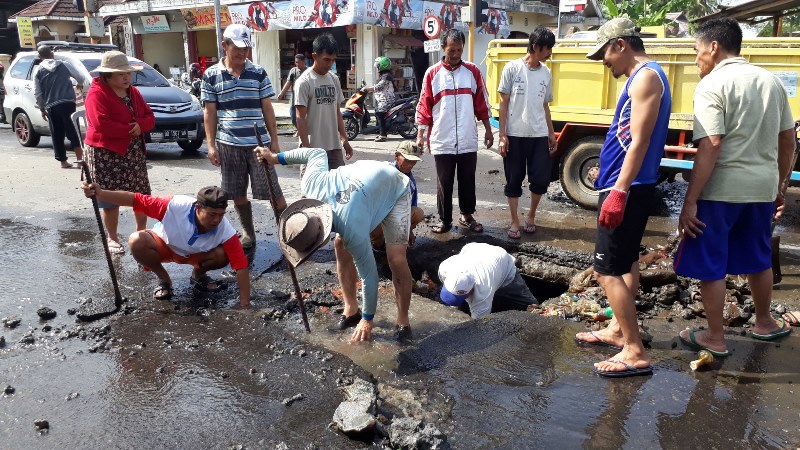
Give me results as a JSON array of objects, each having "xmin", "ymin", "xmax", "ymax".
[{"xmin": 423, "ymin": 15, "xmax": 441, "ymax": 40}]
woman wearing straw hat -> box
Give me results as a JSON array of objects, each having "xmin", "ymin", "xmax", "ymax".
[{"xmin": 83, "ymin": 51, "xmax": 155, "ymax": 255}]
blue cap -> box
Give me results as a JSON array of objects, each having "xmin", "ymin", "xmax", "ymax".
[{"xmin": 440, "ymin": 287, "xmax": 469, "ymax": 307}]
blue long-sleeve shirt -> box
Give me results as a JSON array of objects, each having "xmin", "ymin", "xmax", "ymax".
[{"xmin": 278, "ymin": 148, "xmax": 410, "ymax": 319}]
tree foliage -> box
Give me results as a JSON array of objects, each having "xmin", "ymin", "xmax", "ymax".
[{"xmin": 602, "ymin": 0, "xmax": 720, "ymax": 24}]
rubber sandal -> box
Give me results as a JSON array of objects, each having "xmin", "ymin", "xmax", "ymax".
[
  {"xmin": 431, "ymin": 222, "xmax": 452, "ymax": 234},
  {"xmin": 592, "ymin": 359, "xmax": 653, "ymax": 378},
  {"xmin": 751, "ymin": 319, "xmax": 793, "ymax": 341},
  {"xmin": 458, "ymin": 217, "xmax": 483, "ymax": 233},
  {"xmin": 679, "ymin": 328, "xmax": 731, "ymax": 357},
  {"xmin": 107, "ymin": 239, "xmax": 125, "ymax": 255},
  {"xmin": 522, "ymin": 221, "xmax": 536, "ymax": 234},
  {"xmin": 190, "ymin": 274, "xmax": 225, "ymax": 293},
  {"xmin": 575, "ymin": 331, "xmax": 622, "ymax": 350},
  {"xmin": 153, "ymin": 282, "xmax": 173, "ymax": 300},
  {"xmin": 507, "ymin": 228, "xmax": 521, "ymax": 239},
  {"xmin": 782, "ymin": 311, "xmax": 800, "ymax": 326}
]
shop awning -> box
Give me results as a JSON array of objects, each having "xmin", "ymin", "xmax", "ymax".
[{"xmin": 383, "ymin": 34, "xmax": 424, "ymax": 48}]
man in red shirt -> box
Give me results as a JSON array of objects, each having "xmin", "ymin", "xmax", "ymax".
[{"xmin": 81, "ymin": 184, "xmax": 251, "ymax": 306}]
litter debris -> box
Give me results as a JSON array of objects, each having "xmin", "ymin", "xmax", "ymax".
[{"xmin": 690, "ymin": 350, "xmax": 714, "ymax": 371}]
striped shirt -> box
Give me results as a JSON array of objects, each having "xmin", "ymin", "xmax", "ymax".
[{"xmin": 201, "ymin": 59, "xmax": 274, "ymax": 146}]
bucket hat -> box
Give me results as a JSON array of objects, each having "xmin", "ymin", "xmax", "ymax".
[
  {"xmin": 90, "ymin": 50, "xmax": 143, "ymax": 73},
  {"xmin": 396, "ymin": 141, "xmax": 422, "ymax": 161},
  {"xmin": 586, "ymin": 18, "xmax": 640, "ymax": 61},
  {"xmin": 278, "ymin": 199, "xmax": 333, "ymax": 267}
]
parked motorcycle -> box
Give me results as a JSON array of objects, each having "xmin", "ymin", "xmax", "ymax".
[{"xmin": 342, "ymin": 87, "xmax": 417, "ymax": 141}]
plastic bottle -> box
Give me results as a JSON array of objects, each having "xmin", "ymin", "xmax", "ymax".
[
  {"xmin": 690, "ymin": 350, "xmax": 714, "ymax": 371},
  {"xmin": 583, "ymin": 307, "xmax": 613, "ymax": 321}
]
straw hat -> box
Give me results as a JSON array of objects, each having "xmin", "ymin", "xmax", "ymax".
[
  {"xmin": 91, "ymin": 51, "xmax": 143, "ymax": 73},
  {"xmin": 278, "ymin": 199, "xmax": 333, "ymax": 268}
]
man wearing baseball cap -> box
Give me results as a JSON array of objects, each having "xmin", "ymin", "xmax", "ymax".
[
  {"xmin": 80, "ymin": 183, "xmax": 251, "ymax": 307},
  {"xmin": 370, "ymin": 141, "xmax": 425, "ymax": 249},
  {"xmin": 201, "ymin": 24, "xmax": 286, "ymax": 251},
  {"xmin": 577, "ymin": 17, "xmax": 671, "ymax": 377},
  {"xmin": 438, "ymin": 243, "xmax": 537, "ymax": 319}
]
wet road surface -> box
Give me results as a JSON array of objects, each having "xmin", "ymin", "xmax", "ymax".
[{"xmin": 1, "ymin": 122, "xmax": 799, "ymax": 448}]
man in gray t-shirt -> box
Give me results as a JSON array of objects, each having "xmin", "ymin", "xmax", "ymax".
[
  {"xmin": 497, "ymin": 27, "xmax": 556, "ymax": 239},
  {"xmin": 294, "ymin": 33, "xmax": 353, "ymax": 170},
  {"xmin": 277, "ymin": 54, "xmax": 306, "ymax": 129}
]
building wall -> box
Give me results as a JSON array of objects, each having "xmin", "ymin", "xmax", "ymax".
[
  {"xmin": 140, "ymin": 31, "xmax": 184, "ymax": 74},
  {"xmin": 469, "ymin": 12, "xmax": 556, "ymax": 77}
]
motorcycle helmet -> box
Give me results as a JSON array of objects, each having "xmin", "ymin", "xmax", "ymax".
[
  {"xmin": 374, "ymin": 56, "xmax": 391, "ymax": 72},
  {"xmin": 189, "ymin": 62, "xmax": 201, "ymax": 74}
]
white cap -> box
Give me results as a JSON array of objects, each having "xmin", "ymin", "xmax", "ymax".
[{"xmin": 223, "ymin": 24, "xmax": 252, "ymax": 48}]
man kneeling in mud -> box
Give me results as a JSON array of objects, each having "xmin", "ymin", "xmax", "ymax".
[
  {"xmin": 81, "ymin": 183, "xmax": 250, "ymax": 306},
  {"xmin": 438, "ymin": 243, "xmax": 538, "ymax": 318}
]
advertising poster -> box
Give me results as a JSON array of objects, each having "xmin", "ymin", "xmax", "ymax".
[
  {"xmin": 477, "ymin": 8, "xmax": 508, "ymax": 36},
  {"xmin": 422, "ymin": 2, "xmax": 466, "ymax": 32},
  {"xmin": 365, "ymin": 0, "xmax": 423, "ymax": 30},
  {"xmin": 180, "ymin": 6, "xmax": 232, "ymax": 31},
  {"xmin": 228, "ymin": 2, "xmax": 293, "ymax": 30},
  {"xmin": 17, "ymin": 17, "xmax": 35, "ymax": 49}
]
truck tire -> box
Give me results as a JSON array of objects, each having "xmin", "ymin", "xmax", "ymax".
[
  {"xmin": 345, "ymin": 116, "xmax": 360, "ymax": 140},
  {"xmin": 14, "ymin": 112, "xmax": 41, "ymax": 147},
  {"xmin": 560, "ymin": 137, "xmax": 604, "ymax": 210}
]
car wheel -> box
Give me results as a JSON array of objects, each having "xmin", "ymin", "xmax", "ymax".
[
  {"xmin": 14, "ymin": 112, "xmax": 41, "ymax": 147},
  {"xmin": 178, "ymin": 138, "xmax": 203, "ymax": 152}
]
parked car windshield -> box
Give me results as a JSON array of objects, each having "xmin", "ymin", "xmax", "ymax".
[{"xmin": 80, "ymin": 59, "xmax": 171, "ymax": 87}]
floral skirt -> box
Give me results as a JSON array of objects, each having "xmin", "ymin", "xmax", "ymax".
[{"xmin": 85, "ymin": 140, "xmax": 151, "ymax": 195}]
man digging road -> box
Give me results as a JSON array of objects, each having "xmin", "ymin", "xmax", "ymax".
[
  {"xmin": 438, "ymin": 243, "xmax": 538, "ymax": 318},
  {"xmin": 257, "ymin": 146, "xmax": 413, "ymax": 343},
  {"xmin": 201, "ymin": 24, "xmax": 286, "ymax": 250},
  {"xmin": 575, "ymin": 18, "xmax": 672, "ymax": 378},
  {"xmin": 80, "ymin": 184, "xmax": 251, "ymax": 307}
]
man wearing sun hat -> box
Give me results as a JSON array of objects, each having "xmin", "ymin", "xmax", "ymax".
[
  {"xmin": 202, "ymin": 23, "xmax": 285, "ymax": 250},
  {"xmin": 80, "ymin": 183, "xmax": 251, "ymax": 306},
  {"xmin": 438, "ymin": 243, "xmax": 537, "ymax": 319},
  {"xmin": 257, "ymin": 146, "xmax": 413, "ymax": 342},
  {"xmin": 370, "ymin": 141, "xmax": 425, "ymax": 250},
  {"xmin": 576, "ymin": 17, "xmax": 671, "ymax": 378}
]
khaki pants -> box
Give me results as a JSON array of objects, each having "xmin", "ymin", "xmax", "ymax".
[{"xmin": 370, "ymin": 206, "xmax": 424, "ymax": 249}]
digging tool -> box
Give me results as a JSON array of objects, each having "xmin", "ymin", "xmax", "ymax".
[
  {"xmin": 77, "ymin": 162, "xmax": 123, "ymax": 321},
  {"xmin": 254, "ymin": 124, "xmax": 311, "ymax": 333}
]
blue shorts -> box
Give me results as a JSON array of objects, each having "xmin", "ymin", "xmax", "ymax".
[{"xmin": 673, "ymin": 200, "xmax": 773, "ymax": 280}]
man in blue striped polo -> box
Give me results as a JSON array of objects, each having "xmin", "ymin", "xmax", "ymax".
[{"xmin": 202, "ymin": 24, "xmax": 286, "ymax": 249}]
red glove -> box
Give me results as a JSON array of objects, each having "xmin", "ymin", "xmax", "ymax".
[{"xmin": 599, "ymin": 188, "xmax": 627, "ymax": 229}]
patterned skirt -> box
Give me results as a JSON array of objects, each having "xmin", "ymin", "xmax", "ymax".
[{"xmin": 85, "ymin": 138, "xmax": 151, "ymax": 195}]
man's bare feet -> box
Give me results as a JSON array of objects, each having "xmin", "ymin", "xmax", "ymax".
[
  {"xmin": 593, "ymin": 348, "xmax": 650, "ymax": 373},
  {"xmin": 60, "ymin": 160, "xmax": 74, "ymax": 169},
  {"xmin": 678, "ymin": 328, "xmax": 728, "ymax": 355},
  {"xmin": 575, "ymin": 327, "xmax": 624, "ymax": 349}
]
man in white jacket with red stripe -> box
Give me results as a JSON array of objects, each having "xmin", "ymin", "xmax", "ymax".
[{"xmin": 415, "ymin": 29, "xmax": 494, "ymax": 234}]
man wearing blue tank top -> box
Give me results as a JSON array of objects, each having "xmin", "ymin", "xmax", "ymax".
[{"xmin": 575, "ymin": 18, "xmax": 671, "ymax": 377}]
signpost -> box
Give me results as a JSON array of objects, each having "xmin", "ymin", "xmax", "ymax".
[
  {"xmin": 17, "ymin": 17, "xmax": 35, "ymax": 48},
  {"xmin": 423, "ymin": 15, "xmax": 441, "ymax": 40}
]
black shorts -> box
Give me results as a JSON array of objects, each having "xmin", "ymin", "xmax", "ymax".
[
  {"xmin": 593, "ymin": 184, "xmax": 655, "ymax": 276},
  {"xmin": 503, "ymin": 136, "xmax": 552, "ymax": 197}
]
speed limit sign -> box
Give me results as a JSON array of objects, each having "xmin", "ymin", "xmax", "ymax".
[{"xmin": 423, "ymin": 15, "xmax": 441, "ymax": 40}]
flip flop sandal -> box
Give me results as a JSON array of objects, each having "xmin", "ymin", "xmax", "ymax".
[
  {"xmin": 679, "ymin": 328, "xmax": 731, "ymax": 357},
  {"xmin": 431, "ymin": 222, "xmax": 452, "ymax": 234},
  {"xmin": 575, "ymin": 331, "xmax": 622, "ymax": 350},
  {"xmin": 782, "ymin": 311, "xmax": 800, "ymax": 326},
  {"xmin": 458, "ymin": 217, "xmax": 484, "ymax": 233},
  {"xmin": 522, "ymin": 221, "xmax": 536, "ymax": 234},
  {"xmin": 507, "ymin": 228, "xmax": 521, "ymax": 239},
  {"xmin": 190, "ymin": 274, "xmax": 225, "ymax": 293},
  {"xmin": 107, "ymin": 240, "xmax": 125, "ymax": 255},
  {"xmin": 751, "ymin": 319, "xmax": 793, "ymax": 341},
  {"xmin": 592, "ymin": 359, "xmax": 653, "ymax": 378},
  {"xmin": 153, "ymin": 282, "xmax": 173, "ymax": 300}
]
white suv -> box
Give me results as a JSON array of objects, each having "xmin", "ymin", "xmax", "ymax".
[{"xmin": 2, "ymin": 41, "xmax": 205, "ymax": 152}]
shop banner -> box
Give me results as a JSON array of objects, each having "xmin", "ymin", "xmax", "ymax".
[
  {"xmin": 180, "ymin": 6, "xmax": 232, "ymax": 30},
  {"xmin": 421, "ymin": 2, "xmax": 467, "ymax": 32},
  {"xmin": 229, "ymin": 0, "xmax": 357, "ymax": 30},
  {"xmin": 141, "ymin": 14, "xmax": 171, "ymax": 32},
  {"xmin": 361, "ymin": 0, "xmax": 423, "ymax": 30},
  {"xmin": 476, "ymin": 8, "xmax": 508, "ymax": 37},
  {"xmin": 17, "ymin": 17, "xmax": 35, "ymax": 49}
]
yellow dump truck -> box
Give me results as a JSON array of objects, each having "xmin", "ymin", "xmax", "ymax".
[{"xmin": 485, "ymin": 38, "xmax": 800, "ymax": 209}]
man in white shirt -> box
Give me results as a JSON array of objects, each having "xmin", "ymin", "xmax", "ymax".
[{"xmin": 438, "ymin": 243, "xmax": 537, "ymax": 318}]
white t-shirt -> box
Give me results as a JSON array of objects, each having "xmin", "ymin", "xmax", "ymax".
[
  {"xmin": 438, "ymin": 243, "xmax": 518, "ymax": 319},
  {"xmin": 497, "ymin": 58, "xmax": 552, "ymax": 138}
]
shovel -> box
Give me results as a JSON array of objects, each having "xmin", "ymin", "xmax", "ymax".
[
  {"xmin": 77, "ymin": 162, "xmax": 123, "ymax": 321},
  {"xmin": 254, "ymin": 123, "xmax": 311, "ymax": 332}
]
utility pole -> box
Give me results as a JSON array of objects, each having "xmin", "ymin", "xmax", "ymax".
[
  {"xmin": 214, "ymin": 0, "xmax": 223, "ymax": 60},
  {"xmin": 468, "ymin": 0, "xmax": 475, "ymax": 62}
]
